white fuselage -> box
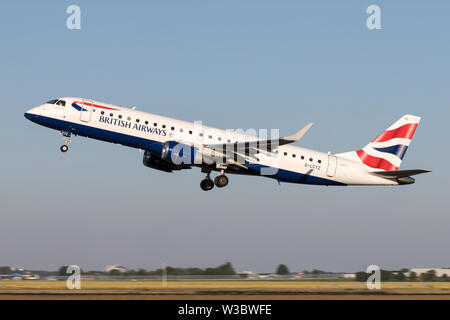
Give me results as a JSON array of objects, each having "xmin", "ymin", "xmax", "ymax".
[{"xmin": 25, "ymin": 97, "xmax": 398, "ymax": 186}]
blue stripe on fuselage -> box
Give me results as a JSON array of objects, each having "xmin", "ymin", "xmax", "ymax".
[
  {"xmin": 245, "ymin": 162, "xmax": 345, "ymax": 186},
  {"xmin": 24, "ymin": 113, "xmax": 346, "ymax": 186},
  {"xmin": 71, "ymin": 103, "xmax": 87, "ymax": 112}
]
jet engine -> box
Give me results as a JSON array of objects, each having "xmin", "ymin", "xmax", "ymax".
[
  {"xmin": 143, "ymin": 151, "xmax": 190, "ymax": 172},
  {"xmin": 161, "ymin": 141, "xmax": 202, "ymax": 165}
]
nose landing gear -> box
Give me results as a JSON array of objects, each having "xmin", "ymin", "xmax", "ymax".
[{"xmin": 60, "ymin": 131, "xmax": 71, "ymax": 153}]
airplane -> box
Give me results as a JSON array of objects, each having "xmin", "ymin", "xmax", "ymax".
[{"xmin": 24, "ymin": 97, "xmax": 431, "ymax": 191}]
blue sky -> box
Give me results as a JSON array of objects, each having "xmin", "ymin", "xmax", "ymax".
[{"xmin": 0, "ymin": 1, "xmax": 449, "ymax": 273}]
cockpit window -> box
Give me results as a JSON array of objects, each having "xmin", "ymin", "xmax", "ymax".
[
  {"xmin": 56, "ymin": 100, "xmax": 66, "ymax": 106},
  {"xmin": 45, "ymin": 99, "xmax": 58, "ymax": 104}
]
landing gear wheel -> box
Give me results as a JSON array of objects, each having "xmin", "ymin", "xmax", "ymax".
[
  {"xmin": 200, "ymin": 178, "xmax": 214, "ymax": 191},
  {"xmin": 214, "ymin": 175, "xmax": 229, "ymax": 188},
  {"xmin": 60, "ymin": 131, "xmax": 71, "ymax": 153}
]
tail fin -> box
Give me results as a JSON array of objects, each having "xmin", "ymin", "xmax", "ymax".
[{"xmin": 337, "ymin": 115, "xmax": 421, "ymax": 171}]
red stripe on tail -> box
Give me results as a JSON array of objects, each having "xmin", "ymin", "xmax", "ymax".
[
  {"xmin": 372, "ymin": 123, "xmax": 418, "ymax": 143},
  {"xmin": 356, "ymin": 150, "xmax": 398, "ymax": 171}
]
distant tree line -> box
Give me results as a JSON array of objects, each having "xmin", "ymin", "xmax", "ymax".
[
  {"xmin": 59, "ymin": 262, "xmax": 236, "ymax": 276},
  {"xmin": 275, "ymin": 265, "xmax": 332, "ymax": 276},
  {"xmin": 121, "ymin": 262, "xmax": 236, "ymax": 276},
  {"xmin": 303, "ymin": 269, "xmax": 330, "ymax": 275},
  {"xmin": 355, "ymin": 269, "xmax": 450, "ymax": 282},
  {"xmin": 52, "ymin": 265, "xmax": 450, "ymax": 281}
]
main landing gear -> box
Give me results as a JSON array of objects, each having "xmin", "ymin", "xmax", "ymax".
[
  {"xmin": 200, "ymin": 175, "xmax": 214, "ymax": 191},
  {"xmin": 60, "ymin": 131, "xmax": 71, "ymax": 153},
  {"xmin": 200, "ymin": 169, "xmax": 229, "ymax": 191},
  {"xmin": 214, "ymin": 174, "xmax": 229, "ymax": 188}
]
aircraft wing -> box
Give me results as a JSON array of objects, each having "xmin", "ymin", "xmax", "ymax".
[
  {"xmin": 170, "ymin": 123, "xmax": 313, "ymax": 169},
  {"xmin": 203, "ymin": 122, "xmax": 314, "ymax": 154},
  {"xmin": 200, "ymin": 123, "xmax": 314, "ymax": 168}
]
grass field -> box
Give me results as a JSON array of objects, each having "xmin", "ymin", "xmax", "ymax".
[{"xmin": 1, "ymin": 280, "xmax": 450, "ymax": 299}]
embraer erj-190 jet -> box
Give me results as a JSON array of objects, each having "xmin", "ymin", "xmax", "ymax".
[{"xmin": 25, "ymin": 98, "xmax": 430, "ymax": 191}]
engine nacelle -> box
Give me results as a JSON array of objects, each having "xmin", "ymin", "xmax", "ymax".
[
  {"xmin": 161, "ymin": 141, "xmax": 202, "ymax": 165},
  {"xmin": 143, "ymin": 151, "xmax": 188, "ymax": 172}
]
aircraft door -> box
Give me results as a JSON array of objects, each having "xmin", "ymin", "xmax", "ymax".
[
  {"xmin": 326, "ymin": 155, "xmax": 337, "ymax": 177},
  {"xmin": 80, "ymin": 99, "xmax": 93, "ymax": 122}
]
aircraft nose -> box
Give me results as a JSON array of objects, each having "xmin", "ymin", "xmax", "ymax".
[
  {"xmin": 24, "ymin": 107, "xmax": 41, "ymax": 122},
  {"xmin": 24, "ymin": 111, "xmax": 32, "ymax": 120}
]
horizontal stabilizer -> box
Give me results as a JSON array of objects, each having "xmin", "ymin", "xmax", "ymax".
[{"xmin": 370, "ymin": 169, "xmax": 431, "ymax": 178}]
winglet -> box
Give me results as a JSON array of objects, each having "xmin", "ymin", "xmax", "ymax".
[{"xmin": 282, "ymin": 123, "xmax": 314, "ymax": 143}]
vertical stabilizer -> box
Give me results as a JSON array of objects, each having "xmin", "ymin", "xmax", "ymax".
[{"xmin": 337, "ymin": 115, "xmax": 421, "ymax": 171}]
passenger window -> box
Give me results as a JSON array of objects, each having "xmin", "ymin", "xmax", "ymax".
[
  {"xmin": 118, "ymin": 115, "xmax": 122, "ymax": 119},
  {"xmin": 284, "ymin": 152, "xmax": 287, "ymax": 156},
  {"xmin": 218, "ymin": 137, "xmax": 222, "ymax": 141},
  {"xmin": 145, "ymin": 120, "xmax": 148, "ymax": 125},
  {"xmin": 180, "ymin": 128, "xmax": 183, "ymax": 132},
  {"xmin": 171, "ymin": 126, "xmax": 175, "ymax": 131},
  {"xmin": 101, "ymin": 111, "xmax": 105, "ymax": 115},
  {"xmin": 189, "ymin": 130, "xmax": 192, "ymax": 134},
  {"xmin": 292, "ymin": 154, "xmax": 296, "ymax": 158},
  {"xmin": 301, "ymin": 156, "xmax": 304, "ymax": 160},
  {"xmin": 127, "ymin": 117, "xmax": 131, "ymax": 121},
  {"xmin": 162, "ymin": 125, "xmax": 166, "ymax": 129},
  {"xmin": 208, "ymin": 135, "xmax": 212, "ymax": 139},
  {"xmin": 110, "ymin": 113, "xmax": 114, "ymax": 117},
  {"xmin": 309, "ymin": 158, "xmax": 313, "ymax": 162},
  {"xmin": 136, "ymin": 119, "xmax": 140, "ymax": 123},
  {"xmin": 153, "ymin": 123, "xmax": 157, "ymax": 127}
]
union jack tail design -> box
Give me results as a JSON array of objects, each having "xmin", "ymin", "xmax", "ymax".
[{"xmin": 354, "ymin": 115, "xmax": 421, "ymax": 171}]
